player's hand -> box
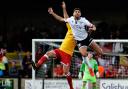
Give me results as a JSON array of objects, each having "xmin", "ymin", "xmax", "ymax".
[
  {"xmin": 96, "ymin": 72, "xmax": 100, "ymax": 78},
  {"xmin": 62, "ymin": 1, "xmax": 66, "ymax": 9},
  {"xmin": 48, "ymin": 7, "xmax": 54, "ymax": 14},
  {"xmin": 78, "ymin": 72, "xmax": 82, "ymax": 79},
  {"xmin": 88, "ymin": 25, "xmax": 96, "ymax": 31}
]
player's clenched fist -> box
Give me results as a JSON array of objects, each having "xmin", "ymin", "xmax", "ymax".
[
  {"xmin": 48, "ymin": 7, "xmax": 54, "ymax": 14},
  {"xmin": 62, "ymin": 1, "xmax": 66, "ymax": 9}
]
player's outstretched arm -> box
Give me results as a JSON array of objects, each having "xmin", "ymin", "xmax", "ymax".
[
  {"xmin": 94, "ymin": 59, "xmax": 100, "ymax": 77},
  {"xmin": 62, "ymin": 1, "xmax": 69, "ymax": 19},
  {"xmin": 48, "ymin": 7, "xmax": 64, "ymax": 22}
]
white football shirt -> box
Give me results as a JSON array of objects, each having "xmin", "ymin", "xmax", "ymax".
[{"xmin": 64, "ymin": 16, "xmax": 92, "ymax": 41}]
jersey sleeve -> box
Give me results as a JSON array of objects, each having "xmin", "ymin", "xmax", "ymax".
[
  {"xmin": 83, "ymin": 18, "xmax": 93, "ymax": 27},
  {"xmin": 79, "ymin": 63, "xmax": 85, "ymax": 72}
]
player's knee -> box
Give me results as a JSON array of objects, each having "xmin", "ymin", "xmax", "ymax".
[
  {"xmin": 64, "ymin": 70, "xmax": 69, "ymax": 75},
  {"xmin": 65, "ymin": 72, "xmax": 70, "ymax": 77},
  {"xmin": 92, "ymin": 83, "xmax": 96, "ymax": 88},
  {"xmin": 63, "ymin": 65, "xmax": 70, "ymax": 76},
  {"xmin": 98, "ymin": 48, "xmax": 103, "ymax": 55},
  {"xmin": 79, "ymin": 47, "xmax": 88, "ymax": 56},
  {"xmin": 46, "ymin": 51, "xmax": 56, "ymax": 58},
  {"xmin": 63, "ymin": 68, "xmax": 69, "ymax": 76},
  {"xmin": 46, "ymin": 51, "xmax": 51, "ymax": 56}
]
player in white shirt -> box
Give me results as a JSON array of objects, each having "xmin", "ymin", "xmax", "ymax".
[{"xmin": 62, "ymin": 2, "xmax": 103, "ymax": 76}]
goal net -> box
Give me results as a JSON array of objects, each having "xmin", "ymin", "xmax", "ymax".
[{"xmin": 31, "ymin": 39, "xmax": 128, "ymax": 89}]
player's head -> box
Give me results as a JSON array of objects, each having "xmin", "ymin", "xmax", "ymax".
[
  {"xmin": 73, "ymin": 8, "xmax": 81, "ymax": 19},
  {"xmin": 108, "ymin": 64, "xmax": 113, "ymax": 70}
]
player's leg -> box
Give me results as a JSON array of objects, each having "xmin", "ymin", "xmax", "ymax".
[
  {"xmin": 89, "ymin": 41, "xmax": 103, "ymax": 55},
  {"xmin": 77, "ymin": 34, "xmax": 93, "ymax": 57},
  {"xmin": 79, "ymin": 46, "xmax": 92, "ymax": 67},
  {"xmin": 79, "ymin": 46, "xmax": 94, "ymax": 76},
  {"xmin": 92, "ymin": 83, "xmax": 97, "ymax": 89},
  {"xmin": 60, "ymin": 50, "xmax": 74, "ymax": 89},
  {"xmin": 90, "ymin": 76, "xmax": 97, "ymax": 89},
  {"xmin": 79, "ymin": 46, "xmax": 88, "ymax": 57},
  {"xmin": 82, "ymin": 74, "xmax": 89, "ymax": 89},
  {"xmin": 31, "ymin": 50, "xmax": 57, "ymax": 70},
  {"xmin": 77, "ymin": 36, "xmax": 95, "ymax": 76},
  {"xmin": 63, "ymin": 65, "xmax": 74, "ymax": 89},
  {"xmin": 78, "ymin": 44, "xmax": 92, "ymax": 68}
]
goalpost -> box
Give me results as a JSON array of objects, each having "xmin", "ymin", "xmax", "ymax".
[
  {"xmin": 32, "ymin": 39, "xmax": 128, "ymax": 89},
  {"xmin": 32, "ymin": 39, "xmax": 63, "ymax": 89}
]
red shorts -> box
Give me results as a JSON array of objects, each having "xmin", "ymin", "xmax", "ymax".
[{"xmin": 53, "ymin": 49, "xmax": 72, "ymax": 66}]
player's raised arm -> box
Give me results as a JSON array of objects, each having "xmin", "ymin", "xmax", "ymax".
[
  {"xmin": 48, "ymin": 7, "xmax": 64, "ymax": 22},
  {"xmin": 62, "ymin": 1, "xmax": 69, "ymax": 19}
]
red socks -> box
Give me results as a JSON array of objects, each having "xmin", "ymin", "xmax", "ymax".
[
  {"xmin": 37, "ymin": 54, "xmax": 48, "ymax": 68},
  {"xmin": 66, "ymin": 73, "xmax": 74, "ymax": 89}
]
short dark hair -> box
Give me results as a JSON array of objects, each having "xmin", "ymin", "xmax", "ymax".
[{"xmin": 73, "ymin": 8, "xmax": 81, "ymax": 12}]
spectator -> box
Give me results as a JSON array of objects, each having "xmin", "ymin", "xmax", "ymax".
[
  {"xmin": 22, "ymin": 51, "xmax": 32, "ymax": 78},
  {"xmin": 98, "ymin": 65, "xmax": 105, "ymax": 78},
  {"xmin": 0, "ymin": 48, "xmax": 7, "ymax": 77},
  {"xmin": 105, "ymin": 64, "xmax": 116, "ymax": 78},
  {"xmin": 112, "ymin": 30, "xmax": 123, "ymax": 53},
  {"xmin": 95, "ymin": 54, "xmax": 107, "ymax": 67},
  {"xmin": 35, "ymin": 46, "xmax": 43, "ymax": 63},
  {"xmin": 112, "ymin": 42, "xmax": 123, "ymax": 53},
  {"xmin": 0, "ymin": 62, "xmax": 5, "ymax": 77},
  {"xmin": 118, "ymin": 65, "xmax": 125, "ymax": 78},
  {"xmin": 53, "ymin": 64, "xmax": 64, "ymax": 78},
  {"xmin": 126, "ymin": 67, "xmax": 128, "ymax": 77},
  {"xmin": 9, "ymin": 61, "xmax": 19, "ymax": 77},
  {"xmin": 1, "ymin": 48, "xmax": 9, "ymax": 77}
]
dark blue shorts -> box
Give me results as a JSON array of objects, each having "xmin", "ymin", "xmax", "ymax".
[{"xmin": 76, "ymin": 35, "xmax": 93, "ymax": 48}]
